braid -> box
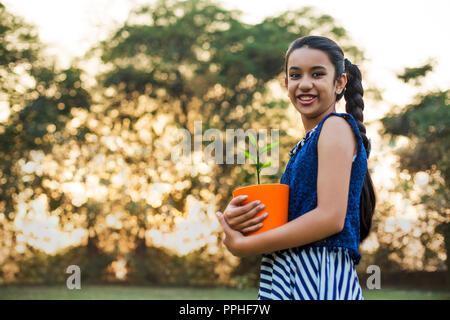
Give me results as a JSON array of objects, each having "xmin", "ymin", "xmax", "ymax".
[
  {"xmin": 343, "ymin": 58, "xmax": 376, "ymax": 241},
  {"xmin": 343, "ymin": 58, "xmax": 371, "ymax": 159}
]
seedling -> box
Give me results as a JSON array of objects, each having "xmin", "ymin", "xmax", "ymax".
[{"xmin": 240, "ymin": 133, "xmax": 279, "ymax": 185}]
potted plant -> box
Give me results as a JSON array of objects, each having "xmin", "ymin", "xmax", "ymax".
[{"xmin": 232, "ymin": 133, "xmax": 289, "ymax": 236}]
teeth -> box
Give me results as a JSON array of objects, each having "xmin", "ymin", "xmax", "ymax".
[{"xmin": 299, "ymin": 96, "xmax": 314, "ymax": 101}]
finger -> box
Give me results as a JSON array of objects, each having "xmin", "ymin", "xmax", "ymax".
[
  {"xmin": 230, "ymin": 195, "xmax": 248, "ymax": 205},
  {"xmin": 215, "ymin": 211, "xmax": 228, "ymax": 239},
  {"xmin": 233, "ymin": 203, "xmax": 266, "ymax": 226},
  {"xmin": 236, "ymin": 211, "xmax": 268, "ymax": 231},
  {"xmin": 228, "ymin": 200, "xmax": 261, "ymax": 219},
  {"xmin": 242, "ymin": 223, "xmax": 263, "ymax": 235},
  {"xmin": 216, "ymin": 211, "xmax": 233, "ymax": 234}
]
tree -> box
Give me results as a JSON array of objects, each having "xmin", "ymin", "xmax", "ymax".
[
  {"xmin": 380, "ymin": 61, "xmax": 449, "ymax": 281},
  {"xmin": 0, "ymin": 2, "xmax": 95, "ymax": 282},
  {"xmin": 91, "ymin": 0, "xmax": 366, "ymax": 281},
  {"xmin": 0, "ymin": 0, "xmax": 374, "ymax": 284}
]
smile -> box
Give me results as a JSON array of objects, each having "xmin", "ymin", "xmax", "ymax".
[{"xmin": 297, "ymin": 96, "xmax": 317, "ymax": 105}]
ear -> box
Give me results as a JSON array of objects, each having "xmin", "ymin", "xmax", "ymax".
[
  {"xmin": 336, "ymin": 72, "xmax": 348, "ymax": 94},
  {"xmin": 284, "ymin": 77, "xmax": 288, "ymax": 89}
]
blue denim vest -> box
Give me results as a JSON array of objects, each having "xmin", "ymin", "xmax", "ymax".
[{"xmin": 280, "ymin": 112, "xmax": 368, "ymax": 264}]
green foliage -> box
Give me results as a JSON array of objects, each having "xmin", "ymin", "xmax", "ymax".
[
  {"xmin": 396, "ymin": 59, "xmax": 437, "ymax": 85},
  {"xmin": 0, "ymin": 3, "xmax": 93, "ymax": 224},
  {"xmin": 12, "ymin": 245, "xmax": 115, "ymax": 285},
  {"xmin": 127, "ymin": 246, "xmax": 220, "ymax": 287},
  {"xmin": 0, "ymin": 2, "xmax": 40, "ymax": 82},
  {"xmin": 381, "ymin": 90, "xmax": 450, "ymax": 181},
  {"xmin": 381, "ymin": 62, "xmax": 449, "ymax": 276},
  {"xmin": 240, "ymin": 132, "xmax": 279, "ymax": 185}
]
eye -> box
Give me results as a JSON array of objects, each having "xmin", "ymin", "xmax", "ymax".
[{"xmin": 290, "ymin": 72, "xmax": 324, "ymax": 79}]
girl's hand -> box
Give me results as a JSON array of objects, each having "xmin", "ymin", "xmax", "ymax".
[
  {"xmin": 223, "ymin": 195, "xmax": 268, "ymax": 235},
  {"xmin": 215, "ymin": 211, "xmax": 248, "ymax": 257}
]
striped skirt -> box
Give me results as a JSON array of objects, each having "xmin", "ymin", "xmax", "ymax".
[{"xmin": 257, "ymin": 246, "xmax": 364, "ymax": 300}]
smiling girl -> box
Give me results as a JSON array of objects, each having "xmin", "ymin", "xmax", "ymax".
[{"xmin": 216, "ymin": 35, "xmax": 376, "ymax": 300}]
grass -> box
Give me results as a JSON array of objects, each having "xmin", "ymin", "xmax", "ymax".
[
  {"xmin": 0, "ymin": 285, "xmax": 449, "ymax": 300},
  {"xmin": 0, "ymin": 285, "xmax": 257, "ymax": 300},
  {"xmin": 363, "ymin": 287, "xmax": 450, "ymax": 300}
]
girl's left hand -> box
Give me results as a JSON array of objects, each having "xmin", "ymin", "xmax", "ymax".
[{"xmin": 215, "ymin": 211, "xmax": 248, "ymax": 257}]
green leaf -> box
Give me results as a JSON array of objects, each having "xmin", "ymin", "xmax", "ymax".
[
  {"xmin": 239, "ymin": 147, "xmax": 256, "ymax": 163},
  {"xmin": 261, "ymin": 141, "xmax": 279, "ymax": 154},
  {"xmin": 248, "ymin": 133, "xmax": 257, "ymax": 147},
  {"xmin": 261, "ymin": 161, "xmax": 272, "ymax": 169}
]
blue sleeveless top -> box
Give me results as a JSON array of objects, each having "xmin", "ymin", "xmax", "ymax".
[{"xmin": 280, "ymin": 112, "xmax": 367, "ymax": 265}]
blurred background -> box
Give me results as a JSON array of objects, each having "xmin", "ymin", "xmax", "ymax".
[{"xmin": 0, "ymin": 0, "xmax": 449, "ymax": 299}]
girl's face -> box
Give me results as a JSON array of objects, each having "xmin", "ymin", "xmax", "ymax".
[{"xmin": 285, "ymin": 47, "xmax": 346, "ymax": 119}]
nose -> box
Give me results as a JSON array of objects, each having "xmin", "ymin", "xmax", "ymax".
[{"xmin": 298, "ymin": 75, "xmax": 313, "ymax": 90}]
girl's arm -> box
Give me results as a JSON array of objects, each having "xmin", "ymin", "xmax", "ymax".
[
  {"xmin": 217, "ymin": 116, "xmax": 357, "ymax": 257},
  {"xmin": 242, "ymin": 116, "xmax": 357, "ymax": 255}
]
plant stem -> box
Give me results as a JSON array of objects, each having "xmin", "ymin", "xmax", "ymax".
[{"xmin": 256, "ymin": 139, "xmax": 260, "ymax": 185}]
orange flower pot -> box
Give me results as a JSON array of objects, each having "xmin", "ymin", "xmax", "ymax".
[{"xmin": 232, "ymin": 183, "xmax": 289, "ymax": 236}]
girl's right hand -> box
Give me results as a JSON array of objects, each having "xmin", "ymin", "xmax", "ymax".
[{"xmin": 223, "ymin": 195, "xmax": 268, "ymax": 235}]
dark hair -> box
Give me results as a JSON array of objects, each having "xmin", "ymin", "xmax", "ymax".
[{"xmin": 284, "ymin": 35, "xmax": 376, "ymax": 242}]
